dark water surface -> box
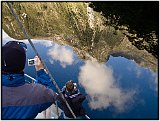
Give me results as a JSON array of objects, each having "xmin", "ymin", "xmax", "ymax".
[{"xmin": 3, "ymin": 37, "xmax": 158, "ymax": 119}]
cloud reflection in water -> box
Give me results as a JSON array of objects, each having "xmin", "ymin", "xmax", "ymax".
[
  {"xmin": 78, "ymin": 60, "xmax": 136, "ymax": 112},
  {"xmin": 47, "ymin": 44, "xmax": 74, "ymax": 68}
]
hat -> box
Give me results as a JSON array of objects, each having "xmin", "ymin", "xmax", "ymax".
[
  {"xmin": 66, "ymin": 80, "xmax": 74, "ymax": 92},
  {"xmin": 2, "ymin": 41, "xmax": 27, "ymax": 73}
]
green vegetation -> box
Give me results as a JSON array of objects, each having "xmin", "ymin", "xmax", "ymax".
[{"xmin": 2, "ymin": 2, "xmax": 157, "ymax": 72}]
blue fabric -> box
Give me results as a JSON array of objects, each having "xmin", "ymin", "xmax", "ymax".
[
  {"xmin": 57, "ymin": 93, "xmax": 86, "ymax": 118},
  {"xmin": 2, "ymin": 73, "xmax": 25, "ymax": 87},
  {"xmin": 2, "ymin": 102, "xmax": 52, "ymax": 119},
  {"xmin": 2, "ymin": 69, "xmax": 56, "ymax": 119},
  {"xmin": 36, "ymin": 69, "xmax": 56, "ymax": 90}
]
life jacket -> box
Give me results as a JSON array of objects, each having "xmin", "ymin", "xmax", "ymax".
[{"xmin": 58, "ymin": 85, "xmax": 86, "ymax": 118}]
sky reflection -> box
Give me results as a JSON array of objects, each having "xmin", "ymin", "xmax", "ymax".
[{"xmin": 2, "ymin": 30, "xmax": 158, "ymax": 119}]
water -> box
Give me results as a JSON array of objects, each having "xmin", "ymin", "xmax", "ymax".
[{"xmin": 2, "ymin": 36, "xmax": 158, "ymax": 119}]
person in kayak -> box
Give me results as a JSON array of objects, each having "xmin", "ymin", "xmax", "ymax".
[
  {"xmin": 35, "ymin": 62, "xmax": 87, "ymax": 119},
  {"xmin": 58, "ymin": 80, "xmax": 87, "ymax": 119}
]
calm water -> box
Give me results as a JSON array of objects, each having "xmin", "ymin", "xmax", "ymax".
[{"xmin": 2, "ymin": 36, "xmax": 158, "ymax": 119}]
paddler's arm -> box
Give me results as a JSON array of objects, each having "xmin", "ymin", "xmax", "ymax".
[{"xmin": 34, "ymin": 56, "xmax": 56, "ymax": 91}]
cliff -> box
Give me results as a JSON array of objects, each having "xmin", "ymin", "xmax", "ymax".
[{"xmin": 2, "ymin": 2, "xmax": 158, "ymax": 72}]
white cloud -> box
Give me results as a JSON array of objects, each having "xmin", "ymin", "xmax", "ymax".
[
  {"xmin": 31, "ymin": 40, "xmax": 53, "ymax": 47},
  {"xmin": 127, "ymin": 61, "xmax": 142, "ymax": 78},
  {"xmin": 149, "ymin": 70, "xmax": 158, "ymax": 92},
  {"xmin": 2, "ymin": 30, "xmax": 10, "ymax": 39},
  {"xmin": 135, "ymin": 66, "xmax": 142, "ymax": 78},
  {"xmin": 2, "ymin": 30, "xmax": 16, "ymax": 45},
  {"xmin": 78, "ymin": 60, "xmax": 135, "ymax": 112},
  {"xmin": 2, "ymin": 30, "xmax": 53, "ymax": 47},
  {"xmin": 47, "ymin": 44, "xmax": 74, "ymax": 68},
  {"xmin": 3, "ymin": 30, "xmax": 74, "ymax": 68}
]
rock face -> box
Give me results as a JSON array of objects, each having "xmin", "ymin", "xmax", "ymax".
[
  {"xmin": 89, "ymin": 2, "xmax": 159, "ymax": 59},
  {"xmin": 2, "ymin": 2, "xmax": 158, "ymax": 72}
]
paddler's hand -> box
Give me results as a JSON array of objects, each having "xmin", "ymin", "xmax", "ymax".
[{"xmin": 34, "ymin": 56, "xmax": 44, "ymax": 71}]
